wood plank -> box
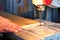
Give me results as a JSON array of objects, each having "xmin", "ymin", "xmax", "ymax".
[
  {"xmin": 15, "ymin": 25, "xmax": 59, "ymax": 40},
  {"xmin": 0, "ymin": 12, "xmax": 39, "ymax": 27},
  {"xmin": 0, "ymin": 12, "xmax": 60, "ymax": 40},
  {"xmin": 16, "ymin": 30, "xmax": 41, "ymax": 40},
  {"xmin": 0, "ymin": 12, "xmax": 41, "ymax": 40}
]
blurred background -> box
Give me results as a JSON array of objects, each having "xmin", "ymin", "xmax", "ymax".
[{"xmin": 0, "ymin": 0, "xmax": 60, "ymax": 23}]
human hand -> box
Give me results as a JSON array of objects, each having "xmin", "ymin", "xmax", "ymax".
[{"xmin": 0, "ymin": 16, "xmax": 22, "ymax": 33}]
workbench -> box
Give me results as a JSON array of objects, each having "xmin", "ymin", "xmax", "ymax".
[{"xmin": 0, "ymin": 12, "xmax": 60, "ymax": 40}]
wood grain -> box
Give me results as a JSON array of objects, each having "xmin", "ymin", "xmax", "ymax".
[{"xmin": 0, "ymin": 12, "xmax": 39, "ymax": 27}]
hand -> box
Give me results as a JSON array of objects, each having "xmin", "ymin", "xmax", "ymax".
[{"xmin": 0, "ymin": 16, "xmax": 22, "ymax": 33}]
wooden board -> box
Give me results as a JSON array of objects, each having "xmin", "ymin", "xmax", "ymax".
[
  {"xmin": 0, "ymin": 12, "xmax": 40, "ymax": 27},
  {"xmin": 9, "ymin": 25, "xmax": 59, "ymax": 40},
  {"xmin": 0, "ymin": 12, "xmax": 60, "ymax": 40},
  {"xmin": 16, "ymin": 30, "xmax": 41, "ymax": 40},
  {"xmin": 0, "ymin": 12, "xmax": 41, "ymax": 40},
  {"xmin": 15, "ymin": 19, "xmax": 60, "ymax": 40}
]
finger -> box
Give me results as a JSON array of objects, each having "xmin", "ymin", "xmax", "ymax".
[
  {"xmin": 8, "ymin": 27, "xmax": 19, "ymax": 33},
  {"xmin": 9, "ymin": 23, "xmax": 22, "ymax": 33}
]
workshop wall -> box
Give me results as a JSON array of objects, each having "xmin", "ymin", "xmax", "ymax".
[
  {"xmin": 53, "ymin": 8, "xmax": 58, "ymax": 22},
  {"xmin": 3, "ymin": 0, "xmax": 33, "ymax": 15},
  {"xmin": 4, "ymin": 0, "xmax": 18, "ymax": 15},
  {"xmin": 0, "ymin": 0, "xmax": 4, "ymax": 11},
  {"xmin": 46, "ymin": 6, "xmax": 58, "ymax": 22},
  {"xmin": 2, "ymin": 0, "xmax": 33, "ymax": 18},
  {"xmin": 2, "ymin": 0, "xmax": 59, "ymax": 22}
]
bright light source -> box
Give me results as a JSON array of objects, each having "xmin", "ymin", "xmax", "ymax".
[
  {"xmin": 32, "ymin": 0, "xmax": 43, "ymax": 6},
  {"xmin": 32, "ymin": 0, "xmax": 45, "ymax": 11}
]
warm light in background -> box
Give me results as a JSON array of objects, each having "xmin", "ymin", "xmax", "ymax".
[
  {"xmin": 32, "ymin": 0, "xmax": 52, "ymax": 6},
  {"xmin": 32, "ymin": 0, "xmax": 44, "ymax": 6},
  {"xmin": 32, "ymin": 0, "xmax": 60, "ymax": 8},
  {"xmin": 32, "ymin": 0, "xmax": 45, "ymax": 11}
]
